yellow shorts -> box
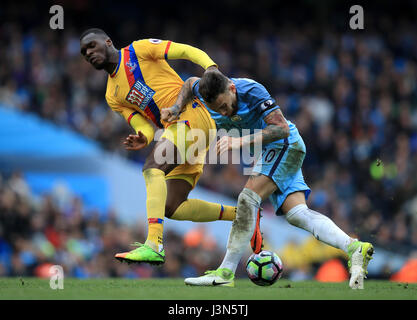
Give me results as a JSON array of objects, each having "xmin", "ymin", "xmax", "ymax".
[{"xmin": 162, "ymin": 99, "xmax": 215, "ymax": 188}]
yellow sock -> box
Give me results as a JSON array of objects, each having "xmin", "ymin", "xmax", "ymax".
[
  {"xmin": 170, "ymin": 199, "xmax": 236, "ymax": 222},
  {"xmin": 143, "ymin": 168, "xmax": 167, "ymax": 251},
  {"xmin": 147, "ymin": 221, "xmax": 164, "ymax": 251}
]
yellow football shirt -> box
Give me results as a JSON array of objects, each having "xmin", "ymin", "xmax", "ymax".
[{"xmin": 105, "ymin": 39, "xmax": 216, "ymax": 131}]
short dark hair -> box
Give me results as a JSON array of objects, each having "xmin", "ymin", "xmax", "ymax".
[
  {"xmin": 198, "ymin": 70, "xmax": 229, "ymax": 103},
  {"xmin": 80, "ymin": 28, "xmax": 109, "ymax": 41}
]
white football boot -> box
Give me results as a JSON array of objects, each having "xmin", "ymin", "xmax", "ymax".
[
  {"xmin": 184, "ymin": 268, "xmax": 235, "ymax": 287},
  {"xmin": 347, "ymin": 241, "xmax": 374, "ymax": 289}
]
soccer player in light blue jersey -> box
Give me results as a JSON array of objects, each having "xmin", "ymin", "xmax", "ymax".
[{"xmin": 162, "ymin": 69, "xmax": 374, "ymax": 289}]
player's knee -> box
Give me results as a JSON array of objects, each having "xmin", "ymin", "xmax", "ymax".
[
  {"xmin": 235, "ymin": 188, "xmax": 261, "ymax": 231},
  {"xmin": 143, "ymin": 156, "xmax": 160, "ymax": 171},
  {"xmin": 285, "ymin": 203, "xmax": 309, "ymax": 227},
  {"xmin": 237, "ymin": 188, "xmax": 261, "ymax": 209},
  {"xmin": 142, "ymin": 158, "xmax": 175, "ymax": 174},
  {"xmin": 164, "ymin": 200, "xmax": 181, "ymax": 218},
  {"xmin": 143, "ymin": 156, "xmax": 156, "ymax": 171}
]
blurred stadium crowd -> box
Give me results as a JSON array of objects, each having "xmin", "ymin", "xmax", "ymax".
[
  {"xmin": 0, "ymin": 171, "xmax": 227, "ymax": 278},
  {"xmin": 1, "ymin": 1, "xmax": 417, "ymax": 279}
]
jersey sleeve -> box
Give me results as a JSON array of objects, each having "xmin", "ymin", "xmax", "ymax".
[
  {"xmin": 132, "ymin": 39, "xmax": 217, "ymax": 70},
  {"xmin": 246, "ymin": 81, "xmax": 280, "ymax": 119},
  {"xmin": 131, "ymin": 39, "xmax": 169, "ymax": 61},
  {"xmin": 165, "ymin": 41, "xmax": 217, "ymax": 70},
  {"xmin": 105, "ymin": 95, "xmax": 155, "ymax": 145}
]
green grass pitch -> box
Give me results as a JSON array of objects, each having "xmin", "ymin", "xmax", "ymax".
[{"xmin": 0, "ymin": 277, "xmax": 416, "ymax": 300}]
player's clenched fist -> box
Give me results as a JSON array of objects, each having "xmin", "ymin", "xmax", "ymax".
[{"xmin": 161, "ymin": 105, "xmax": 181, "ymax": 122}]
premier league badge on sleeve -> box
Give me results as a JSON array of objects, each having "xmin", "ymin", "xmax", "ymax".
[
  {"xmin": 149, "ymin": 39, "xmax": 162, "ymax": 44},
  {"xmin": 259, "ymin": 99, "xmax": 276, "ymax": 114},
  {"xmin": 260, "ymin": 99, "xmax": 274, "ymax": 111}
]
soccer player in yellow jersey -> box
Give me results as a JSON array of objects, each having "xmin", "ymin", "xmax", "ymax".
[{"xmin": 79, "ymin": 28, "xmax": 263, "ymax": 265}]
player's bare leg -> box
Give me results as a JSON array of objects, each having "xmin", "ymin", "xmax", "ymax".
[
  {"xmin": 282, "ymin": 191, "xmax": 374, "ymax": 289},
  {"xmin": 165, "ymin": 179, "xmax": 192, "ymax": 218},
  {"xmin": 166, "ymin": 178, "xmax": 232, "ymax": 221}
]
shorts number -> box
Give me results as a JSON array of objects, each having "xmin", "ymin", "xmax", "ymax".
[{"xmin": 264, "ymin": 149, "xmax": 276, "ymax": 163}]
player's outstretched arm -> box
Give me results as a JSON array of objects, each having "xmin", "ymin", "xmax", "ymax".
[
  {"xmin": 161, "ymin": 77, "xmax": 200, "ymax": 122},
  {"xmin": 165, "ymin": 41, "xmax": 218, "ymax": 70}
]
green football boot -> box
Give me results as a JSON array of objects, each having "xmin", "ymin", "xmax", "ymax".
[{"xmin": 115, "ymin": 242, "xmax": 165, "ymax": 265}]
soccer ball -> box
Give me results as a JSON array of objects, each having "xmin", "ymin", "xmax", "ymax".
[{"xmin": 246, "ymin": 250, "xmax": 283, "ymax": 286}]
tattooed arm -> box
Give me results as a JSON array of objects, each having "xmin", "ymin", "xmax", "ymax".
[
  {"xmin": 243, "ymin": 109, "xmax": 290, "ymax": 146},
  {"xmin": 160, "ymin": 77, "xmax": 200, "ymax": 122},
  {"xmin": 216, "ymin": 108, "xmax": 290, "ymax": 155},
  {"xmin": 161, "ymin": 77, "xmax": 201, "ymax": 122}
]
